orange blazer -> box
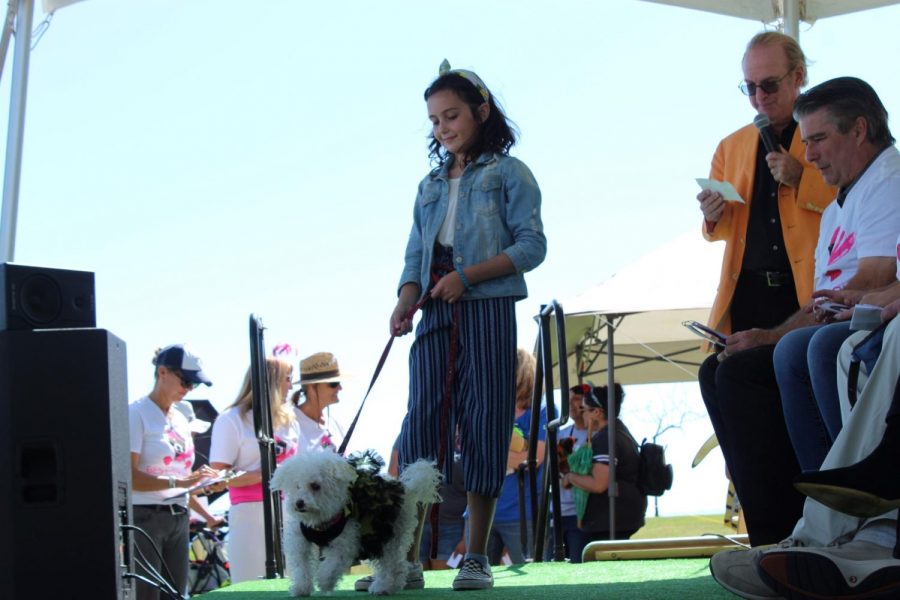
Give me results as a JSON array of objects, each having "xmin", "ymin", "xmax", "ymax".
[{"xmin": 704, "ymin": 123, "xmax": 836, "ymax": 335}]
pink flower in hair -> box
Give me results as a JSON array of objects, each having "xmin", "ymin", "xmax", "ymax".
[{"xmin": 272, "ymin": 343, "xmax": 297, "ymax": 357}]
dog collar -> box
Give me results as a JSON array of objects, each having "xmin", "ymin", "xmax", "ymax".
[{"xmin": 300, "ymin": 509, "xmax": 349, "ymax": 547}]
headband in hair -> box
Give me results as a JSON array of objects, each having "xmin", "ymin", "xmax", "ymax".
[{"xmin": 439, "ymin": 59, "xmax": 490, "ymax": 103}]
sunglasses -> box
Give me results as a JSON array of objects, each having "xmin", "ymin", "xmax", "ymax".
[
  {"xmin": 170, "ymin": 369, "xmax": 198, "ymax": 391},
  {"xmin": 739, "ymin": 71, "xmax": 792, "ymax": 96},
  {"xmin": 327, "ymin": 382, "xmax": 341, "ymax": 389}
]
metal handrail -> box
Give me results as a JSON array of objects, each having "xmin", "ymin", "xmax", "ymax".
[
  {"xmin": 249, "ymin": 314, "xmax": 284, "ymax": 578},
  {"xmin": 531, "ymin": 300, "xmax": 569, "ymax": 562}
]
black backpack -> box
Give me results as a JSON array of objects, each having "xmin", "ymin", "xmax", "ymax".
[{"xmin": 636, "ymin": 438, "xmax": 673, "ymax": 497}]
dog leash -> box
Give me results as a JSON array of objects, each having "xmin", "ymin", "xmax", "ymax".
[
  {"xmin": 337, "ymin": 293, "xmax": 432, "ymax": 456},
  {"xmin": 337, "ymin": 256, "xmax": 461, "ymax": 561}
]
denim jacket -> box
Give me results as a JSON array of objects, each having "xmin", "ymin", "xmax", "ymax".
[{"xmin": 398, "ymin": 152, "xmax": 546, "ymax": 301}]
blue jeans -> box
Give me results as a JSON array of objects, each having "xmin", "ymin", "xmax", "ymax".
[
  {"xmin": 774, "ymin": 322, "xmax": 853, "ymax": 471},
  {"xmin": 553, "ymin": 515, "xmax": 590, "ymax": 563},
  {"xmin": 419, "ymin": 520, "xmax": 465, "ymax": 562},
  {"xmin": 487, "ymin": 520, "xmax": 532, "ymax": 565}
]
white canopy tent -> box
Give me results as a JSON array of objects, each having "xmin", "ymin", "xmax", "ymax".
[
  {"xmin": 535, "ymin": 229, "xmax": 723, "ymax": 542},
  {"xmin": 641, "ymin": 0, "xmax": 900, "ymax": 39},
  {"xmin": 544, "ymin": 230, "xmax": 723, "ymax": 388}
]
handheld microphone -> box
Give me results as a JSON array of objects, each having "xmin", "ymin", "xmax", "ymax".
[{"xmin": 753, "ymin": 113, "xmax": 780, "ymax": 154}]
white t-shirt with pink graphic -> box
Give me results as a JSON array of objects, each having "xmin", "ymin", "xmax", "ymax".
[
  {"xmin": 209, "ymin": 406, "xmax": 300, "ymax": 505},
  {"xmin": 294, "ymin": 407, "xmax": 342, "ymax": 453},
  {"xmin": 814, "ymin": 146, "xmax": 900, "ymax": 290},
  {"xmin": 129, "ymin": 396, "xmax": 195, "ymax": 506}
]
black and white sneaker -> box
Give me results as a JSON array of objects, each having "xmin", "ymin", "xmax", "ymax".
[{"xmin": 452, "ymin": 558, "xmax": 493, "ymax": 591}]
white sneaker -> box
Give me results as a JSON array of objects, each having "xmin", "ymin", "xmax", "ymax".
[
  {"xmin": 709, "ymin": 541, "xmax": 794, "ymax": 600},
  {"xmin": 353, "ymin": 561, "xmax": 424, "ymax": 592},
  {"xmin": 452, "ymin": 558, "xmax": 493, "ymax": 591},
  {"xmin": 758, "ymin": 540, "xmax": 900, "ymax": 599}
]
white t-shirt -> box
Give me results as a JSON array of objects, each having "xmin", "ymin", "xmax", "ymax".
[
  {"xmin": 437, "ymin": 177, "xmax": 461, "ymax": 246},
  {"xmin": 559, "ymin": 424, "xmax": 590, "ymax": 517},
  {"xmin": 209, "ymin": 406, "xmax": 301, "ymax": 504},
  {"xmin": 293, "ymin": 407, "xmax": 341, "ymax": 453},
  {"xmin": 129, "ymin": 396, "xmax": 195, "ymax": 506},
  {"xmin": 814, "ymin": 146, "xmax": 900, "ymax": 290}
]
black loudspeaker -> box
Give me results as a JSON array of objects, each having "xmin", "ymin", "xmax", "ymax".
[
  {"xmin": 0, "ymin": 328, "xmax": 133, "ymax": 600},
  {"xmin": 0, "ymin": 263, "xmax": 96, "ymax": 331}
]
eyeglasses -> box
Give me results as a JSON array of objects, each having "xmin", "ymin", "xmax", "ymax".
[
  {"xmin": 327, "ymin": 382, "xmax": 341, "ymax": 389},
  {"xmin": 739, "ymin": 71, "xmax": 793, "ymax": 96},
  {"xmin": 170, "ymin": 369, "xmax": 198, "ymax": 391}
]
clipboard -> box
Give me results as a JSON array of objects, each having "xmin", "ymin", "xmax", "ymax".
[
  {"xmin": 165, "ymin": 470, "xmax": 245, "ymax": 499},
  {"xmin": 682, "ymin": 320, "xmax": 727, "ymax": 347}
]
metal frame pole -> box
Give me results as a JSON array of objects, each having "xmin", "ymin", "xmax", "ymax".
[
  {"xmin": 606, "ymin": 318, "xmax": 617, "ymax": 539},
  {"xmin": 0, "ymin": 0, "xmax": 34, "ymax": 262},
  {"xmin": 783, "ymin": 0, "xmax": 800, "ymax": 40}
]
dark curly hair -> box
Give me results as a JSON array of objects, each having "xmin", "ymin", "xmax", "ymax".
[{"xmin": 423, "ymin": 72, "xmax": 517, "ymax": 168}]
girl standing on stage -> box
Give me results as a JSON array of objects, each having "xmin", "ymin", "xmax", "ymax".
[{"xmin": 389, "ymin": 60, "xmax": 546, "ymax": 591}]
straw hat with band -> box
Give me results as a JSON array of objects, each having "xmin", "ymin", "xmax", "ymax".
[{"xmin": 295, "ymin": 352, "xmax": 342, "ymax": 385}]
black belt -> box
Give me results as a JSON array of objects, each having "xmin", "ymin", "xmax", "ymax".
[
  {"xmin": 135, "ymin": 504, "xmax": 189, "ymax": 515},
  {"xmin": 744, "ymin": 270, "xmax": 792, "ymax": 288}
]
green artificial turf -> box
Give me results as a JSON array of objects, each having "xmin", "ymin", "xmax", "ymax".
[{"xmin": 203, "ymin": 558, "xmax": 734, "ymax": 599}]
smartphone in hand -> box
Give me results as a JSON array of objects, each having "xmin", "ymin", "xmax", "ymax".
[
  {"xmin": 816, "ymin": 300, "xmax": 851, "ymax": 315},
  {"xmin": 682, "ymin": 320, "xmax": 727, "ymax": 347}
]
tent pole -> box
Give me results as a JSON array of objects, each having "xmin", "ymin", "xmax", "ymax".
[
  {"xmin": 783, "ymin": 0, "xmax": 800, "ymax": 40},
  {"xmin": 0, "ymin": 0, "xmax": 34, "ymax": 262},
  {"xmin": 606, "ymin": 317, "xmax": 617, "ymax": 539}
]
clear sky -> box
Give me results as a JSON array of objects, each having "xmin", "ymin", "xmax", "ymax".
[{"xmin": 4, "ymin": 0, "xmax": 900, "ymax": 517}]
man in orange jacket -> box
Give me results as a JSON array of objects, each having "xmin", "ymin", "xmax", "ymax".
[
  {"xmin": 696, "ymin": 32, "xmax": 836, "ymax": 547},
  {"xmin": 698, "ymin": 31, "xmax": 835, "ymax": 337}
]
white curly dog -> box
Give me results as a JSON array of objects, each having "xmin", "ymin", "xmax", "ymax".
[{"xmin": 271, "ymin": 450, "xmax": 441, "ymax": 596}]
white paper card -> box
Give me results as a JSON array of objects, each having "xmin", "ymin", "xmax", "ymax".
[
  {"xmin": 850, "ymin": 304, "xmax": 883, "ymax": 331},
  {"xmin": 696, "ymin": 178, "xmax": 745, "ymax": 203}
]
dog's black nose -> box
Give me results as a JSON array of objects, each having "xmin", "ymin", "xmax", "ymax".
[{"xmin": 294, "ymin": 499, "xmax": 305, "ymax": 512}]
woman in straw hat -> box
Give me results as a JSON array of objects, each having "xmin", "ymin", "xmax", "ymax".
[
  {"xmin": 291, "ymin": 351, "xmax": 345, "ymax": 452},
  {"xmin": 209, "ymin": 356, "xmax": 299, "ymax": 583}
]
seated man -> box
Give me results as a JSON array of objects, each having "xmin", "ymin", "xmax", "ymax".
[
  {"xmin": 713, "ymin": 280, "xmax": 900, "ymax": 599},
  {"xmin": 700, "ymin": 76, "xmax": 900, "ymax": 546},
  {"xmin": 772, "ymin": 82, "xmax": 900, "ymax": 471},
  {"xmin": 776, "ymin": 275, "xmax": 900, "ymax": 472}
]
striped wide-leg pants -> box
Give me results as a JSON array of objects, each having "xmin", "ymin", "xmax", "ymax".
[{"xmin": 398, "ymin": 296, "xmax": 517, "ymax": 498}]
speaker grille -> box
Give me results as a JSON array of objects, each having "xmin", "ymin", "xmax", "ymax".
[{"xmin": 18, "ymin": 274, "xmax": 62, "ymax": 325}]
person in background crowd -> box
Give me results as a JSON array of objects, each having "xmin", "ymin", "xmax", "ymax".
[
  {"xmin": 562, "ymin": 384, "xmax": 646, "ymax": 561},
  {"xmin": 554, "ymin": 384, "xmax": 591, "ymax": 562},
  {"xmin": 487, "ymin": 348, "xmax": 547, "ymax": 565},
  {"xmin": 290, "ymin": 352, "xmax": 345, "ymax": 452},
  {"xmin": 129, "ymin": 344, "xmax": 217, "ymax": 600},
  {"xmin": 209, "ymin": 356, "xmax": 299, "ymax": 584}
]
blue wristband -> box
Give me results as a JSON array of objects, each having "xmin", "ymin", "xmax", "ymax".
[{"xmin": 455, "ymin": 263, "xmax": 471, "ymax": 290}]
